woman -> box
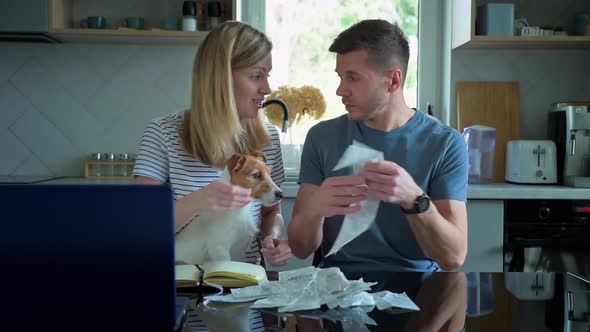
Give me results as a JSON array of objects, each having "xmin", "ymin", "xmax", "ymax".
[{"xmin": 133, "ymin": 21, "xmax": 291, "ymax": 331}]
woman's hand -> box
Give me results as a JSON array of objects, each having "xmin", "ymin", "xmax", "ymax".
[
  {"xmin": 200, "ymin": 180, "xmax": 252, "ymax": 212},
  {"xmin": 260, "ymin": 236, "xmax": 292, "ymax": 266}
]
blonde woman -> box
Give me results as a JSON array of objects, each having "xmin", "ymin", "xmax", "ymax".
[{"xmin": 133, "ymin": 21, "xmax": 290, "ymax": 331}]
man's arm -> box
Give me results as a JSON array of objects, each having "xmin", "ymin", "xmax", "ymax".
[
  {"xmin": 288, "ymin": 177, "xmax": 367, "ymax": 259},
  {"xmin": 405, "ymin": 199, "xmax": 467, "ymax": 271},
  {"xmin": 364, "ymin": 161, "xmax": 467, "ymax": 271}
]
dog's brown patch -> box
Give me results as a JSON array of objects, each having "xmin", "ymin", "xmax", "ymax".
[{"xmin": 227, "ymin": 152, "xmax": 273, "ymax": 200}]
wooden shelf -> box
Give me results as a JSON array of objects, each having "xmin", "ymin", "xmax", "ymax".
[
  {"xmin": 452, "ymin": 0, "xmax": 590, "ymax": 49},
  {"xmin": 48, "ymin": 0, "xmax": 235, "ymax": 44},
  {"xmin": 456, "ymin": 36, "xmax": 590, "ymax": 49},
  {"xmin": 49, "ymin": 28, "xmax": 209, "ymax": 44}
]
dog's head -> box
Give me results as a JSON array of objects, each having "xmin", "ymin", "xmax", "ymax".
[{"xmin": 227, "ymin": 151, "xmax": 283, "ymax": 206}]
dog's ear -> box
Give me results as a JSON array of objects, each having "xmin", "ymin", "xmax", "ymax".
[
  {"xmin": 250, "ymin": 151, "xmax": 267, "ymax": 163},
  {"xmin": 227, "ymin": 154, "xmax": 247, "ymax": 173}
]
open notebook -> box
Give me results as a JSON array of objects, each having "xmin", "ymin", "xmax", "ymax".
[{"xmin": 176, "ymin": 261, "xmax": 267, "ymax": 288}]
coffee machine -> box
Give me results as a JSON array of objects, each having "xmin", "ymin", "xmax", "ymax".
[{"xmin": 548, "ymin": 102, "xmax": 590, "ymax": 187}]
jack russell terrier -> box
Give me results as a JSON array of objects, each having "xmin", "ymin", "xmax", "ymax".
[{"xmin": 175, "ymin": 151, "xmax": 283, "ymax": 265}]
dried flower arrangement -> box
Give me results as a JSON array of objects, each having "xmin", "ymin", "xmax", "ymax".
[{"xmin": 264, "ymin": 85, "xmax": 326, "ymax": 129}]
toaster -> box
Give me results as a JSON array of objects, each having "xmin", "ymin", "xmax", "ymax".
[{"xmin": 506, "ymin": 140, "xmax": 557, "ymax": 184}]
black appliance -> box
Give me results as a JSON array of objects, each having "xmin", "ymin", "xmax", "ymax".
[{"xmin": 505, "ymin": 199, "xmax": 590, "ymax": 273}]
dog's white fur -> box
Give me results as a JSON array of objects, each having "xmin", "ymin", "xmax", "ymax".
[{"xmin": 175, "ymin": 153, "xmax": 282, "ymax": 265}]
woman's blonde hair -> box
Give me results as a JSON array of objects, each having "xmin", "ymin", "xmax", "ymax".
[{"xmin": 182, "ymin": 21, "xmax": 272, "ymax": 168}]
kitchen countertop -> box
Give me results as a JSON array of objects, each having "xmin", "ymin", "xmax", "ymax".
[{"xmin": 282, "ymin": 182, "xmax": 590, "ymax": 200}]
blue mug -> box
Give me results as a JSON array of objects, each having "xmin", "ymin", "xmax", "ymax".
[
  {"xmin": 81, "ymin": 16, "xmax": 106, "ymax": 29},
  {"xmin": 575, "ymin": 13, "xmax": 590, "ymax": 36}
]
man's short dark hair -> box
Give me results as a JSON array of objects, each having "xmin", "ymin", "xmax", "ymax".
[{"xmin": 329, "ymin": 19, "xmax": 409, "ymax": 83}]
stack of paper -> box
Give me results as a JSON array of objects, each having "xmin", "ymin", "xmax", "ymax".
[{"xmin": 205, "ymin": 266, "xmax": 420, "ymax": 313}]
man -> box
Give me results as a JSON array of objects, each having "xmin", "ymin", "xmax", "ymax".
[{"xmin": 288, "ymin": 19, "xmax": 468, "ymax": 273}]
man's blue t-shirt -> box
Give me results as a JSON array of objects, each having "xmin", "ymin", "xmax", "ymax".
[{"xmin": 298, "ymin": 111, "xmax": 468, "ymax": 273}]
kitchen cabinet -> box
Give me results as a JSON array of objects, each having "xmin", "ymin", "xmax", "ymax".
[
  {"xmin": 452, "ymin": 0, "xmax": 590, "ymax": 49},
  {"xmin": 273, "ymin": 197, "xmax": 314, "ymax": 272},
  {"xmin": 457, "ymin": 200, "xmax": 504, "ymax": 272},
  {"xmin": 48, "ymin": 0, "xmax": 236, "ymax": 44}
]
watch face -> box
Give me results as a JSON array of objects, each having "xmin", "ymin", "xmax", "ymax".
[{"xmin": 416, "ymin": 194, "xmax": 430, "ymax": 212}]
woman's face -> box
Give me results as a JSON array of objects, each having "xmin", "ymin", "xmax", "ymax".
[{"xmin": 232, "ymin": 55, "xmax": 272, "ymax": 120}]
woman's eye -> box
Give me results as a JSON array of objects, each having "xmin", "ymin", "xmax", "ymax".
[{"xmin": 252, "ymin": 172, "xmax": 262, "ymax": 179}]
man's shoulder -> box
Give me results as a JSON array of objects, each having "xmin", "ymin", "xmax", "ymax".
[
  {"xmin": 309, "ymin": 114, "xmax": 351, "ymax": 136},
  {"xmin": 414, "ymin": 111, "xmax": 462, "ymax": 142}
]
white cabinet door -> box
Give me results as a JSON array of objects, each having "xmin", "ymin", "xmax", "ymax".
[
  {"xmin": 270, "ymin": 197, "xmax": 313, "ymax": 272},
  {"xmin": 457, "ymin": 200, "xmax": 504, "ymax": 272}
]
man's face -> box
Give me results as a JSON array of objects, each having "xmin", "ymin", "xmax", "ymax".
[
  {"xmin": 335, "ymin": 49, "xmax": 388, "ymax": 122},
  {"xmin": 232, "ymin": 55, "xmax": 272, "ymax": 120}
]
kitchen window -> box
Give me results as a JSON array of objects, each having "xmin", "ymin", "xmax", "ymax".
[{"xmin": 240, "ymin": 0, "xmax": 443, "ymax": 173}]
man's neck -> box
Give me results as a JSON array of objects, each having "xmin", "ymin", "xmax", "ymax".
[{"xmin": 363, "ymin": 99, "xmax": 415, "ymax": 132}]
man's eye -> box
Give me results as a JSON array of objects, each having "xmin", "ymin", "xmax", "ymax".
[{"xmin": 252, "ymin": 172, "xmax": 262, "ymax": 179}]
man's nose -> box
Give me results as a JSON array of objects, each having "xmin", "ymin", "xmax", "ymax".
[
  {"xmin": 336, "ymin": 83, "xmax": 349, "ymax": 97},
  {"xmin": 274, "ymin": 190, "xmax": 283, "ymax": 200}
]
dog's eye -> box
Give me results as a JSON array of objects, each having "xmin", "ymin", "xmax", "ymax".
[{"xmin": 252, "ymin": 172, "xmax": 262, "ymax": 180}]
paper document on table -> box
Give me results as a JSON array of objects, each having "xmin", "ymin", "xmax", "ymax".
[
  {"xmin": 327, "ymin": 141, "xmax": 384, "ymax": 257},
  {"xmin": 204, "ymin": 266, "xmax": 419, "ymax": 315}
]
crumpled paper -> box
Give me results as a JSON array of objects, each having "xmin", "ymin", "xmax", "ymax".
[
  {"xmin": 204, "ymin": 266, "xmax": 419, "ymax": 314},
  {"xmin": 327, "ymin": 141, "xmax": 384, "ymax": 257}
]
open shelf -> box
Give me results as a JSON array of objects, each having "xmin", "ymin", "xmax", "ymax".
[
  {"xmin": 456, "ymin": 35, "xmax": 590, "ymax": 49},
  {"xmin": 49, "ymin": 28, "xmax": 208, "ymax": 44},
  {"xmin": 48, "ymin": 0, "xmax": 235, "ymax": 44},
  {"xmin": 452, "ymin": 0, "xmax": 590, "ymax": 49}
]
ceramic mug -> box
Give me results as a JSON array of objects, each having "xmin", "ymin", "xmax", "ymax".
[
  {"xmin": 575, "ymin": 13, "xmax": 590, "ymax": 36},
  {"xmin": 80, "ymin": 16, "xmax": 106, "ymax": 29},
  {"xmin": 160, "ymin": 17, "xmax": 179, "ymax": 31},
  {"xmin": 123, "ymin": 16, "xmax": 144, "ymax": 30}
]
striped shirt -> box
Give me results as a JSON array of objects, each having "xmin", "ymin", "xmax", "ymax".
[{"xmin": 133, "ymin": 111, "xmax": 285, "ymax": 331}]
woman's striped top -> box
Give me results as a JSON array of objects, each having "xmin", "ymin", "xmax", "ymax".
[
  {"xmin": 133, "ymin": 111, "xmax": 285, "ymax": 265},
  {"xmin": 133, "ymin": 111, "xmax": 285, "ymax": 332}
]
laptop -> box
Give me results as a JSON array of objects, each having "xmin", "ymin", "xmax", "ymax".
[{"xmin": 0, "ymin": 184, "xmax": 180, "ymax": 330}]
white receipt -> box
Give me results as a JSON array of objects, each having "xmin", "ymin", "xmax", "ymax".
[{"xmin": 326, "ymin": 141, "xmax": 384, "ymax": 257}]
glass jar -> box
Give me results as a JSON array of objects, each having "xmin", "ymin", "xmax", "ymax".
[
  {"xmin": 102, "ymin": 152, "xmax": 115, "ymax": 177},
  {"xmin": 117, "ymin": 153, "xmax": 129, "ymax": 177},
  {"xmin": 90, "ymin": 152, "xmax": 102, "ymax": 177}
]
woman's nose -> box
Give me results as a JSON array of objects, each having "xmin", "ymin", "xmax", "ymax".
[{"xmin": 261, "ymin": 79, "xmax": 271, "ymax": 95}]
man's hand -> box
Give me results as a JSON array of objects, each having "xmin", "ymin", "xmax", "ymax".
[
  {"xmin": 364, "ymin": 161, "xmax": 423, "ymax": 210},
  {"xmin": 307, "ymin": 176, "xmax": 368, "ymax": 218},
  {"xmin": 260, "ymin": 236, "xmax": 292, "ymax": 266}
]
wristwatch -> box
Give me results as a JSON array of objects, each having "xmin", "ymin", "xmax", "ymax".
[{"xmin": 400, "ymin": 193, "xmax": 430, "ymax": 214}]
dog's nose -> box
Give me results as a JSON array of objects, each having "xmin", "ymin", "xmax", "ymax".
[{"xmin": 274, "ymin": 190, "xmax": 283, "ymax": 200}]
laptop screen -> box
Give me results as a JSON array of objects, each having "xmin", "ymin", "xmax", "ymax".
[{"xmin": 0, "ymin": 184, "xmax": 176, "ymax": 330}]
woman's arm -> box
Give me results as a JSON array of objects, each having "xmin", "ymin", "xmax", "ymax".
[
  {"xmin": 259, "ymin": 203, "xmax": 291, "ymax": 266},
  {"xmin": 135, "ymin": 175, "xmax": 251, "ymax": 233},
  {"xmin": 260, "ymin": 203, "xmax": 283, "ymax": 238},
  {"xmin": 136, "ymin": 176, "xmax": 207, "ymax": 233}
]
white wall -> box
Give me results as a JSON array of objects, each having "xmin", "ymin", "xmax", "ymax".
[
  {"xmin": 0, "ymin": 42, "xmax": 196, "ymax": 176},
  {"xmin": 449, "ymin": 48, "xmax": 590, "ymax": 139}
]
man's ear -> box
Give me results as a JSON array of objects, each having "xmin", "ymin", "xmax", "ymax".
[
  {"xmin": 251, "ymin": 150, "xmax": 267, "ymax": 163},
  {"xmin": 385, "ymin": 69, "xmax": 403, "ymax": 92},
  {"xmin": 227, "ymin": 154, "xmax": 247, "ymax": 173}
]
